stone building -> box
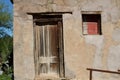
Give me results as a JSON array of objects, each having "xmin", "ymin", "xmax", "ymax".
[{"xmin": 13, "ymin": 0, "xmax": 120, "ymax": 80}]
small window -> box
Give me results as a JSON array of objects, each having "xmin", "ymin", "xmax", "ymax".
[{"xmin": 82, "ymin": 14, "xmax": 102, "ymax": 35}]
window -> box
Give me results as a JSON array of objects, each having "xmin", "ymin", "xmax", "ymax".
[{"xmin": 82, "ymin": 14, "xmax": 102, "ymax": 35}]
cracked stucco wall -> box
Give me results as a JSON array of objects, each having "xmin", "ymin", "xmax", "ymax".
[{"xmin": 14, "ymin": 0, "xmax": 120, "ymax": 80}]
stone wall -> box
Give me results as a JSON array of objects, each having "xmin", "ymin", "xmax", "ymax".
[{"xmin": 14, "ymin": 0, "xmax": 120, "ymax": 80}]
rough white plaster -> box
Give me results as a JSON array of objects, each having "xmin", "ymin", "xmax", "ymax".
[
  {"xmin": 107, "ymin": 45, "xmax": 120, "ymax": 80},
  {"xmin": 108, "ymin": 45, "xmax": 120, "ymax": 71},
  {"xmin": 85, "ymin": 35, "xmax": 104, "ymax": 79},
  {"xmin": 111, "ymin": 7, "xmax": 120, "ymax": 23},
  {"xmin": 112, "ymin": 28, "xmax": 120, "ymax": 42},
  {"xmin": 65, "ymin": 66, "xmax": 76, "ymax": 79}
]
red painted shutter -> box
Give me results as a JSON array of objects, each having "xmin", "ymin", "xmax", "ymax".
[{"xmin": 88, "ymin": 22, "xmax": 98, "ymax": 34}]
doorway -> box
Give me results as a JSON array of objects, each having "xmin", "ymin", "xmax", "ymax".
[{"xmin": 33, "ymin": 15, "xmax": 65, "ymax": 78}]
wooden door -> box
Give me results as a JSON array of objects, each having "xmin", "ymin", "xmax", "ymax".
[{"xmin": 34, "ymin": 21, "xmax": 64, "ymax": 77}]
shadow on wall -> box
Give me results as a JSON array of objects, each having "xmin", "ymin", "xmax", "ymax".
[{"xmin": 65, "ymin": 66, "xmax": 76, "ymax": 79}]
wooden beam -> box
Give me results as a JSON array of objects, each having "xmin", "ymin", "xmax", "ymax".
[
  {"xmin": 118, "ymin": 69, "xmax": 120, "ymax": 72},
  {"xmin": 87, "ymin": 68, "xmax": 120, "ymax": 74},
  {"xmin": 87, "ymin": 68, "xmax": 120, "ymax": 80},
  {"xmin": 34, "ymin": 18, "xmax": 62, "ymax": 22},
  {"xmin": 90, "ymin": 70, "xmax": 92, "ymax": 80},
  {"xmin": 27, "ymin": 12, "xmax": 72, "ymax": 15}
]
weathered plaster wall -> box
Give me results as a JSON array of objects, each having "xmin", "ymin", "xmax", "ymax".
[
  {"xmin": 14, "ymin": 0, "xmax": 120, "ymax": 80},
  {"xmin": 14, "ymin": 12, "xmax": 35, "ymax": 80}
]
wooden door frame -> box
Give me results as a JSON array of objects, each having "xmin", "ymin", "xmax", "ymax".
[
  {"xmin": 33, "ymin": 16, "xmax": 65, "ymax": 78},
  {"xmin": 57, "ymin": 21, "xmax": 65, "ymax": 78}
]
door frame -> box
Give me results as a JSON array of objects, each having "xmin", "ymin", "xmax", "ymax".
[{"xmin": 33, "ymin": 15, "xmax": 65, "ymax": 78}]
